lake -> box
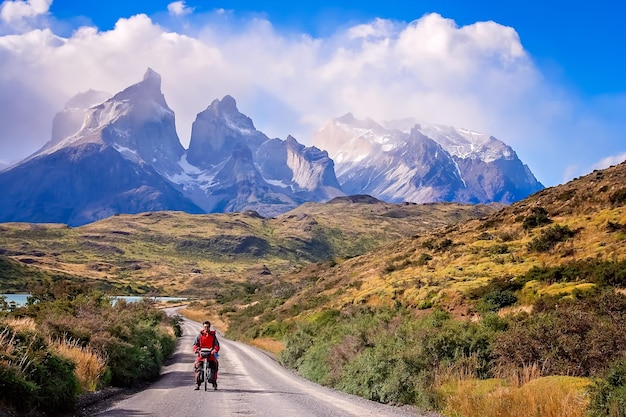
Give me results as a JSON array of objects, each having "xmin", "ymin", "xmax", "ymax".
[
  {"xmin": 0, "ymin": 294, "xmax": 188, "ymax": 307},
  {"xmin": 1, "ymin": 294, "xmax": 29, "ymax": 306}
]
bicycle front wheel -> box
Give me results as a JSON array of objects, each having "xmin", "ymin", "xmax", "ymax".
[{"xmin": 204, "ymin": 360, "xmax": 209, "ymax": 391}]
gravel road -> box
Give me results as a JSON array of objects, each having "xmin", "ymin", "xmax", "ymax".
[{"xmin": 90, "ymin": 315, "xmax": 441, "ymax": 417}]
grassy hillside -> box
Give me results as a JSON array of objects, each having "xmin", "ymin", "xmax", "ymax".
[
  {"xmin": 5, "ymin": 160, "xmax": 626, "ymax": 416},
  {"xmin": 0, "ymin": 198, "xmax": 496, "ymax": 298},
  {"xmin": 0, "ymin": 253, "xmax": 117, "ymax": 294},
  {"xmin": 252, "ymin": 162, "xmax": 626, "ymax": 319},
  {"xmin": 222, "ymin": 161, "xmax": 626, "ymax": 417}
]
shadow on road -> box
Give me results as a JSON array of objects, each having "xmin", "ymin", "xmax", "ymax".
[
  {"xmin": 165, "ymin": 350, "xmax": 194, "ymax": 363},
  {"xmin": 97, "ymin": 410, "xmax": 151, "ymax": 416},
  {"xmin": 210, "ymin": 388, "xmax": 300, "ymax": 395},
  {"xmin": 155, "ymin": 369, "xmax": 300, "ymax": 397}
]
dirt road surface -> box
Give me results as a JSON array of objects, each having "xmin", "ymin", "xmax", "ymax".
[{"xmin": 95, "ymin": 316, "xmax": 440, "ymax": 417}]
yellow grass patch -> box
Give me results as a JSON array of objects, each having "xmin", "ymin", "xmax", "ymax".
[
  {"xmin": 440, "ymin": 375, "xmax": 590, "ymax": 417},
  {"xmin": 4, "ymin": 317, "xmax": 37, "ymax": 332},
  {"xmin": 248, "ymin": 338, "xmax": 284, "ymax": 355},
  {"xmin": 179, "ymin": 306, "xmax": 229, "ymax": 332},
  {"xmin": 49, "ymin": 337, "xmax": 107, "ymax": 392}
]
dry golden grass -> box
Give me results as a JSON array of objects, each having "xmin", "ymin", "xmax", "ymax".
[
  {"xmin": 248, "ymin": 338, "xmax": 284, "ymax": 355},
  {"xmin": 0, "ymin": 326, "xmax": 17, "ymax": 357},
  {"xmin": 1, "ymin": 319, "xmax": 106, "ymax": 393},
  {"xmin": 0, "ymin": 325, "xmax": 31, "ymax": 377},
  {"xmin": 4, "ymin": 317, "xmax": 37, "ymax": 332},
  {"xmin": 0, "ymin": 319, "xmax": 37, "ymax": 371},
  {"xmin": 49, "ymin": 336, "xmax": 107, "ymax": 392},
  {"xmin": 179, "ymin": 306, "xmax": 229, "ymax": 332},
  {"xmin": 274, "ymin": 167, "xmax": 626, "ymax": 318},
  {"xmin": 441, "ymin": 375, "xmax": 590, "ymax": 417}
]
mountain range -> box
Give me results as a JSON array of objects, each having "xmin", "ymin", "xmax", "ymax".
[{"xmin": 0, "ymin": 68, "xmax": 543, "ymax": 226}]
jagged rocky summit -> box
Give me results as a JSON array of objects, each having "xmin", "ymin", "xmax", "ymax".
[
  {"xmin": 0, "ymin": 68, "xmax": 543, "ymax": 226},
  {"xmin": 312, "ymin": 113, "xmax": 543, "ymax": 205},
  {"xmin": 0, "ymin": 69, "xmax": 343, "ymax": 225}
]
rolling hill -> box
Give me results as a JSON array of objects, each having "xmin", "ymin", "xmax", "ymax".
[
  {"xmin": 252, "ymin": 160, "xmax": 626, "ymax": 321},
  {"xmin": 0, "ymin": 197, "xmax": 497, "ymax": 298}
]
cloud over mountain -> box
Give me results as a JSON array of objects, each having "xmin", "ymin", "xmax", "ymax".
[{"xmin": 0, "ymin": 4, "xmax": 624, "ymax": 185}]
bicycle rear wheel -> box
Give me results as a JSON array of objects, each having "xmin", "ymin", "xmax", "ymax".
[{"xmin": 204, "ymin": 360, "xmax": 209, "ymax": 391}]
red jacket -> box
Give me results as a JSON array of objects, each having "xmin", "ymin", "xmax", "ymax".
[{"xmin": 193, "ymin": 329, "xmax": 220, "ymax": 355}]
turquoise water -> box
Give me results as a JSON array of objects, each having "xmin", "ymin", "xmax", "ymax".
[
  {"xmin": 1, "ymin": 294, "xmax": 29, "ymax": 306},
  {"xmin": 0, "ymin": 294, "xmax": 187, "ymax": 307},
  {"xmin": 110, "ymin": 296, "xmax": 188, "ymax": 305}
]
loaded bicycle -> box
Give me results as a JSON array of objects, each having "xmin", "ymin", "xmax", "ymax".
[{"xmin": 196, "ymin": 348, "xmax": 218, "ymax": 391}]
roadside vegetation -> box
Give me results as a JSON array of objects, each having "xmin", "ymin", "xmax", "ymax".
[
  {"xmin": 0, "ymin": 281, "xmax": 180, "ymax": 416},
  {"xmin": 3, "ymin": 163, "xmax": 626, "ymax": 416},
  {"xmin": 221, "ymin": 257, "xmax": 626, "ymax": 417},
  {"xmin": 270, "ymin": 286, "xmax": 626, "ymax": 417},
  {"xmin": 221, "ymin": 163, "xmax": 626, "ymax": 416}
]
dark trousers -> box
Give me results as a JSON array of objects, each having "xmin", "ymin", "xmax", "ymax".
[{"xmin": 195, "ymin": 358, "xmax": 219, "ymax": 381}]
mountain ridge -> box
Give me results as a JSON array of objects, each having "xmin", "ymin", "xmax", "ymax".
[
  {"xmin": 313, "ymin": 113, "xmax": 543, "ymax": 205},
  {"xmin": 0, "ymin": 68, "xmax": 542, "ymax": 225}
]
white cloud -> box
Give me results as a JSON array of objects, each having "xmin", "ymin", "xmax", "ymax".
[
  {"xmin": 167, "ymin": 1, "xmax": 193, "ymax": 17},
  {"xmin": 346, "ymin": 18, "xmax": 394, "ymax": 40},
  {"xmin": 0, "ymin": 0, "xmax": 51, "ymax": 30},
  {"xmin": 0, "ymin": 9, "xmax": 624, "ymax": 186},
  {"xmin": 591, "ymin": 153, "xmax": 626, "ymax": 171}
]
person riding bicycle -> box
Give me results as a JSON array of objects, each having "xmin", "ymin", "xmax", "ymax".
[{"xmin": 193, "ymin": 320, "xmax": 220, "ymax": 390}]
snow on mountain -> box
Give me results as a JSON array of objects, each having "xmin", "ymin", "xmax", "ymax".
[
  {"xmin": 313, "ymin": 114, "xmax": 543, "ymax": 205},
  {"xmin": 0, "ymin": 68, "xmax": 544, "ymax": 225},
  {"xmin": 383, "ymin": 118, "xmax": 513, "ymax": 163},
  {"xmin": 186, "ymin": 95, "xmax": 268, "ymax": 169},
  {"xmin": 181, "ymin": 97, "xmax": 344, "ymax": 215},
  {"xmin": 50, "ymin": 89, "xmax": 112, "ymax": 147},
  {"xmin": 30, "ymin": 67, "xmax": 184, "ymax": 177}
]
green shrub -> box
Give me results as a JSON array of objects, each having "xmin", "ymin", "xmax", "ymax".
[
  {"xmin": 609, "ymin": 188, "xmax": 626, "ymax": 206},
  {"xmin": 468, "ymin": 276, "xmax": 523, "ymax": 300},
  {"xmin": 422, "ymin": 239, "xmax": 436, "ymax": 250},
  {"xmin": 168, "ymin": 314, "xmax": 183, "ymax": 338},
  {"xmin": 279, "ymin": 323, "xmax": 317, "ymax": 370},
  {"xmin": 280, "ymin": 307, "xmax": 497, "ymax": 410},
  {"xmin": 476, "ymin": 289, "xmax": 517, "ymax": 313},
  {"xmin": 487, "ymin": 244, "xmax": 509, "ymax": 255},
  {"xmin": 526, "ymin": 224, "xmax": 576, "ymax": 252},
  {"xmin": 298, "ymin": 339, "xmax": 333, "ymax": 384},
  {"xmin": 0, "ymin": 363, "xmax": 37, "ymax": 412},
  {"xmin": 522, "ymin": 259, "xmax": 626, "ymax": 287},
  {"xmin": 92, "ymin": 303, "xmax": 175, "ymax": 387},
  {"xmin": 31, "ymin": 353, "xmax": 79, "ymax": 412},
  {"xmin": 587, "ymin": 355, "xmax": 626, "ymax": 417},
  {"xmin": 251, "ymin": 320, "xmax": 291, "ymax": 340},
  {"xmin": 435, "ymin": 239, "xmax": 453, "ymax": 252},
  {"xmin": 556, "ymin": 189, "xmax": 576, "ymax": 201},
  {"xmin": 522, "ymin": 206, "xmax": 552, "ymax": 230},
  {"xmin": 493, "ymin": 291, "xmax": 626, "ymax": 377},
  {"xmin": 100, "ymin": 336, "xmax": 158, "ymax": 387},
  {"xmin": 416, "ymin": 253, "xmax": 433, "ymax": 266},
  {"xmin": 0, "ymin": 327, "xmax": 78, "ymax": 415},
  {"xmin": 606, "ymin": 221, "xmax": 626, "ymax": 233},
  {"xmin": 337, "ymin": 345, "xmax": 433, "ymax": 405},
  {"xmin": 2, "ymin": 288, "xmax": 179, "ymax": 413}
]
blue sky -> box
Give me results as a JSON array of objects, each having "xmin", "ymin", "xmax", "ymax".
[{"xmin": 0, "ymin": 0, "xmax": 625, "ymax": 187}]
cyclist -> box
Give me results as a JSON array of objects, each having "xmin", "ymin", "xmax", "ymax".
[{"xmin": 193, "ymin": 320, "xmax": 220, "ymax": 390}]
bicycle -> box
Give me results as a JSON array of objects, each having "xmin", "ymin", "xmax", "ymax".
[{"xmin": 197, "ymin": 348, "xmax": 217, "ymax": 391}]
